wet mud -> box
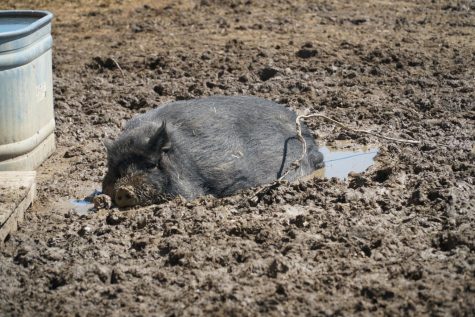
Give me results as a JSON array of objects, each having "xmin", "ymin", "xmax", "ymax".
[{"xmin": 0, "ymin": 0, "xmax": 474, "ymax": 316}]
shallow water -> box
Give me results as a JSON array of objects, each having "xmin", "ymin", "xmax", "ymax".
[
  {"xmin": 0, "ymin": 17, "xmax": 38, "ymax": 33},
  {"xmin": 69, "ymin": 199, "xmax": 94, "ymax": 216},
  {"xmin": 53, "ymin": 190, "xmax": 100, "ymax": 216},
  {"xmin": 315, "ymin": 145, "xmax": 379, "ymax": 180}
]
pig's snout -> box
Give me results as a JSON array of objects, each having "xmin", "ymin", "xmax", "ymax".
[{"xmin": 114, "ymin": 186, "xmax": 138, "ymax": 207}]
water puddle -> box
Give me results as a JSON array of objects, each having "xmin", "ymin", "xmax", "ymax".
[
  {"xmin": 313, "ymin": 144, "xmax": 379, "ymax": 180},
  {"xmin": 69, "ymin": 199, "xmax": 95, "ymax": 216},
  {"xmin": 53, "ymin": 190, "xmax": 101, "ymax": 216}
]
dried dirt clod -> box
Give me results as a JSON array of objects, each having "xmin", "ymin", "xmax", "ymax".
[
  {"xmin": 131, "ymin": 240, "xmax": 147, "ymax": 251},
  {"xmin": 110, "ymin": 268, "xmax": 125, "ymax": 284},
  {"xmin": 106, "ymin": 213, "xmax": 125, "ymax": 226},
  {"xmin": 296, "ymin": 48, "xmax": 318, "ymax": 59},
  {"xmin": 267, "ymin": 259, "xmax": 289, "ymax": 278},
  {"xmin": 93, "ymin": 194, "xmax": 112, "ymax": 210},
  {"xmin": 134, "ymin": 216, "xmax": 147, "ymax": 229},
  {"xmin": 258, "ymin": 67, "xmax": 279, "ymax": 81},
  {"xmin": 78, "ymin": 225, "xmax": 93, "ymax": 237}
]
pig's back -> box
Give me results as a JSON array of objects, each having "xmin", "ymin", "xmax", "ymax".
[
  {"xmin": 127, "ymin": 96, "xmax": 296, "ymax": 132},
  {"xmin": 127, "ymin": 96, "xmax": 320, "ymax": 196}
]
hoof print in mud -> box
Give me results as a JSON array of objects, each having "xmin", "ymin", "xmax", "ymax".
[{"xmin": 77, "ymin": 225, "xmax": 93, "ymax": 237}]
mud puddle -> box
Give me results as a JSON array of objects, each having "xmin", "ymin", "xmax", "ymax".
[
  {"xmin": 53, "ymin": 190, "xmax": 101, "ymax": 215},
  {"xmin": 314, "ymin": 144, "xmax": 379, "ymax": 180},
  {"xmin": 68, "ymin": 199, "xmax": 94, "ymax": 215}
]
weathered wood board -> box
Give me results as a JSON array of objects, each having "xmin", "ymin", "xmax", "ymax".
[{"xmin": 0, "ymin": 171, "xmax": 36, "ymax": 244}]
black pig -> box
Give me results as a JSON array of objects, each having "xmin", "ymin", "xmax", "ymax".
[{"xmin": 103, "ymin": 96, "xmax": 323, "ymax": 207}]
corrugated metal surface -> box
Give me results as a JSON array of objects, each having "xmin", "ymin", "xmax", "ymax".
[{"xmin": 0, "ymin": 10, "xmax": 55, "ymax": 171}]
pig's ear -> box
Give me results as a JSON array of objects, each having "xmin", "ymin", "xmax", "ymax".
[
  {"xmin": 103, "ymin": 139, "xmax": 113, "ymax": 153},
  {"xmin": 148, "ymin": 121, "xmax": 171, "ymax": 152}
]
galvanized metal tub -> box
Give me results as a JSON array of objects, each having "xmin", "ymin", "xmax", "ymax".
[{"xmin": 0, "ymin": 10, "xmax": 55, "ymax": 171}]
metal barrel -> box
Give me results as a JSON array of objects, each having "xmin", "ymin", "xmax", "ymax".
[{"xmin": 0, "ymin": 10, "xmax": 55, "ymax": 170}]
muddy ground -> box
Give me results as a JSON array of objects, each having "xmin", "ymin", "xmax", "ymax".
[{"xmin": 1, "ymin": 0, "xmax": 474, "ymax": 316}]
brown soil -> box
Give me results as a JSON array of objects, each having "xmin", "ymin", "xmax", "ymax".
[{"xmin": 1, "ymin": 0, "xmax": 474, "ymax": 316}]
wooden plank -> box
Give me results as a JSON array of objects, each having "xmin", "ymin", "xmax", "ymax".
[
  {"xmin": 0, "ymin": 171, "xmax": 36, "ymax": 186},
  {"xmin": 0, "ymin": 171, "xmax": 36, "ymax": 244},
  {"xmin": 0, "ymin": 172, "xmax": 35, "ymax": 224}
]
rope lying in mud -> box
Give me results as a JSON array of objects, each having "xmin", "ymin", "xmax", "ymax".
[
  {"xmin": 297, "ymin": 113, "xmax": 421, "ymax": 145},
  {"xmin": 251, "ymin": 113, "xmax": 420, "ymax": 202}
]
